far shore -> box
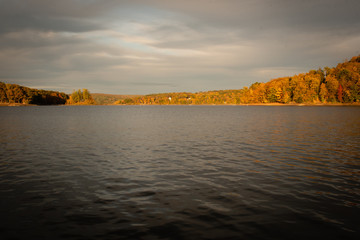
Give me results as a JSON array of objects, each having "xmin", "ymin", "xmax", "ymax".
[
  {"xmin": 0, "ymin": 103, "xmax": 35, "ymax": 107},
  {"xmin": 1, "ymin": 102, "xmax": 360, "ymax": 107},
  {"xmin": 108, "ymin": 102, "xmax": 360, "ymax": 106}
]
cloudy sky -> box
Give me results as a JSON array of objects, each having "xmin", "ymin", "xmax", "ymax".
[{"xmin": 0, "ymin": 0, "xmax": 359, "ymax": 94}]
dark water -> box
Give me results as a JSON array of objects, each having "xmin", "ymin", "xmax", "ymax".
[{"xmin": 0, "ymin": 105, "xmax": 359, "ymax": 240}]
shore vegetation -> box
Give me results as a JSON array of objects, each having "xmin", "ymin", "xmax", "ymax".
[
  {"xmin": 67, "ymin": 89, "xmax": 95, "ymax": 105},
  {"xmin": 116, "ymin": 56, "xmax": 360, "ymax": 105}
]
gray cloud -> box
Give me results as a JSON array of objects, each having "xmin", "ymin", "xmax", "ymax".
[
  {"xmin": 0, "ymin": 1, "xmax": 106, "ymax": 34},
  {"xmin": 0, "ymin": 0, "xmax": 359, "ymax": 94}
]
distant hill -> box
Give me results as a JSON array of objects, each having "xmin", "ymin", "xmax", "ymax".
[
  {"xmin": 92, "ymin": 93, "xmax": 142, "ymax": 105},
  {"xmin": 116, "ymin": 55, "xmax": 360, "ymax": 105},
  {"xmin": 0, "ymin": 82, "xmax": 68, "ymax": 105}
]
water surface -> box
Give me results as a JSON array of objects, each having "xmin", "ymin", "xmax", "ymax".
[{"xmin": 0, "ymin": 105, "xmax": 359, "ymax": 239}]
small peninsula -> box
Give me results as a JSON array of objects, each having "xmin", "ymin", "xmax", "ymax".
[{"xmin": 0, "ymin": 82, "xmax": 68, "ymax": 105}]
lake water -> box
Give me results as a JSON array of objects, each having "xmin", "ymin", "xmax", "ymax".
[{"xmin": 0, "ymin": 105, "xmax": 359, "ymax": 239}]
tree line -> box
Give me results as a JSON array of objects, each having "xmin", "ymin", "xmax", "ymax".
[
  {"xmin": 0, "ymin": 83, "xmax": 96, "ymax": 105},
  {"xmin": 116, "ymin": 55, "xmax": 360, "ymax": 105}
]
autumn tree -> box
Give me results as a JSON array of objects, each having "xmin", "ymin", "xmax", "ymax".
[
  {"xmin": 325, "ymin": 75, "xmax": 339, "ymax": 102},
  {"xmin": 337, "ymin": 84, "xmax": 343, "ymax": 102},
  {"xmin": 68, "ymin": 89, "xmax": 95, "ymax": 104},
  {"xmin": 319, "ymin": 83, "xmax": 328, "ymax": 102}
]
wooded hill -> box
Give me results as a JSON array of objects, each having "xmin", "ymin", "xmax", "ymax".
[
  {"xmin": 0, "ymin": 82, "xmax": 68, "ymax": 105},
  {"xmin": 116, "ymin": 55, "xmax": 360, "ymax": 105}
]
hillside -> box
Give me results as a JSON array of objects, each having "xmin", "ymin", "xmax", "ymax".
[
  {"xmin": 92, "ymin": 93, "xmax": 142, "ymax": 105},
  {"xmin": 116, "ymin": 55, "xmax": 360, "ymax": 105},
  {"xmin": 0, "ymin": 82, "xmax": 68, "ymax": 105}
]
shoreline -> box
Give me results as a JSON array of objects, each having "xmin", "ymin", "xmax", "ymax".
[
  {"xmin": 0, "ymin": 103, "xmax": 36, "ymax": 107},
  {"xmin": 1, "ymin": 102, "xmax": 360, "ymax": 107},
  {"xmin": 112, "ymin": 102, "xmax": 360, "ymax": 106}
]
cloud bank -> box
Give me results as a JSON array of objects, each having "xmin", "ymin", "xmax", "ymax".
[{"xmin": 0, "ymin": 0, "xmax": 359, "ymax": 94}]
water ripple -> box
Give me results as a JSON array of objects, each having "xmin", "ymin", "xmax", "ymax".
[{"xmin": 0, "ymin": 106, "xmax": 359, "ymax": 239}]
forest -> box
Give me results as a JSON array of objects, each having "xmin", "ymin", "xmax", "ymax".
[
  {"xmin": 0, "ymin": 82, "xmax": 68, "ymax": 105},
  {"xmin": 116, "ymin": 55, "xmax": 360, "ymax": 105}
]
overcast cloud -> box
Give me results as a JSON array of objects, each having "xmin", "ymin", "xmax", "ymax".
[{"xmin": 0, "ymin": 0, "xmax": 359, "ymax": 94}]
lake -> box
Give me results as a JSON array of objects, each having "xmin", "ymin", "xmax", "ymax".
[{"xmin": 0, "ymin": 105, "xmax": 359, "ymax": 239}]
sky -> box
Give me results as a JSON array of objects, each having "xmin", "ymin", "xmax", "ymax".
[{"xmin": 0, "ymin": 0, "xmax": 359, "ymax": 94}]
